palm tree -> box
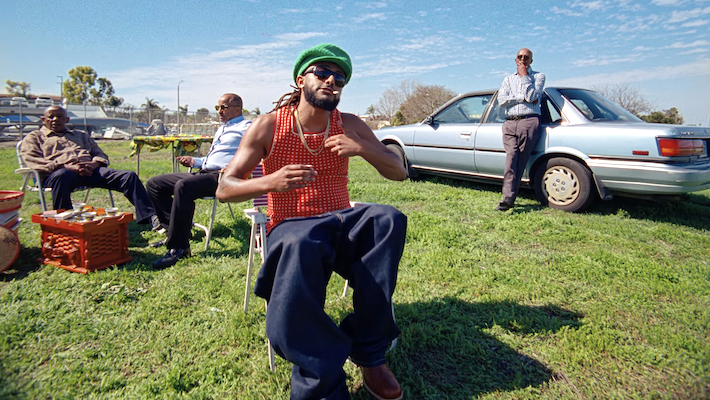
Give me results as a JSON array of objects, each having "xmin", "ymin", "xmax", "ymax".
[{"xmin": 141, "ymin": 98, "xmax": 160, "ymax": 123}]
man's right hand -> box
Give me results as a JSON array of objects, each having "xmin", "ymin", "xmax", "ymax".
[
  {"xmin": 177, "ymin": 156, "xmax": 194, "ymax": 167},
  {"xmin": 516, "ymin": 60, "xmax": 528, "ymax": 76},
  {"xmin": 271, "ymin": 165, "xmax": 318, "ymax": 192},
  {"xmin": 65, "ymin": 163, "xmax": 92, "ymax": 176}
]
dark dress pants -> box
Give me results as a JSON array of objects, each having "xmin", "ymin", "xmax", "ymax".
[
  {"xmin": 501, "ymin": 116, "xmax": 541, "ymax": 204},
  {"xmin": 146, "ymin": 170, "xmax": 220, "ymax": 249},
  {"xmin": 254, "ymin": 204, "xmax": 407, "ymax": 400},
  {"xmin": 43, "ymin": 167, "xmax": 155, "ymax": 224}
]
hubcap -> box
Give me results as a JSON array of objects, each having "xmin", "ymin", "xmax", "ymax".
[{"xmin": 542, "ymin": 166, "xmax": 579, "ymax": 206}]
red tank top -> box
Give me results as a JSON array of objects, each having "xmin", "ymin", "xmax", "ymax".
[{"xmin": 263, "ymin": 106, "xmax": 350, "ymax": 230}]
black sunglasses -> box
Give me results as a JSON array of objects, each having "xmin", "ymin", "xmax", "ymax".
[
  {"xmin": 517, "ymin": 54, "xmax": 531, "ymax": 61},
  {"xmin": 214, "ymin": 104, "xmax": 234, "ymax": 111},
  {"xmin": 304, "ymin": 66, "xmax": 347, "ymax": 88}
]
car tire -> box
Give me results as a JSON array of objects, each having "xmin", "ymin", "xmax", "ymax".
[
  {"xmin": 534, "ymin": 157, "xmax": 594, "ymax": 212},
  {"xmin": 386, "ymin": 144, "xmax": 415, "ymax": 178}
]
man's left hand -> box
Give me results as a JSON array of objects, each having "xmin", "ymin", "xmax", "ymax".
[
  {"xmin": 77, "ymin": 161, "xmax": 100, "ymax": 176},
  {"xmin": 325, "ymin": 123, "xmax": 363, "ymax": 158}
]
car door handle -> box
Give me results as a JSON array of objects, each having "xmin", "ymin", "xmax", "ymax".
[{"xmin": 460, "ymin": 132, "xmax": 472, "ymax": 138}]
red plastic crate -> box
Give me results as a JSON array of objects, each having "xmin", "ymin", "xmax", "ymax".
[{"xmin": 31, "ymin": 212, "xmax": 134, "ymax": 274}]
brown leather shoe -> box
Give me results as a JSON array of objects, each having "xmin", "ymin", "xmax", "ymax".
[{"xmin": 361, "ymin": 364, "xmax": 403, "ymax": 400}]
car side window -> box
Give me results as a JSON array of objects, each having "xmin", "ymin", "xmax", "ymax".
[
  {"xmin": 484, "ymin": 97, "xmax": 505, "ymax": 123},
  {"xmin": 540, "ymin": 96, "xmax": 563, "ymax": 125},
  {"xmin": 434, "ymin": 95, "xmax": 492, "ymax": 124}
]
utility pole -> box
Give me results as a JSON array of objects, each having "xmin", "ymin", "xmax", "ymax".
[
  {"xmin": 177, "ymin": 80, "xmax": 184, "ymax": 135},
  {"xmin": 57, "ymin": 75, "xmax": 63, "ymax": 105}
]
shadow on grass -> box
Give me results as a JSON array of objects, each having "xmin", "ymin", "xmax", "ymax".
[
  {"xmin": 417, "ymin": 174, "xmax": 710, "ymax": 230},
  {"xmin": 352, "ymin": 296, "xmax": 583, "ymax": 399},
  {"xmin": 0, "ymin": 246, "xmax": 43, "ymax": 282}
]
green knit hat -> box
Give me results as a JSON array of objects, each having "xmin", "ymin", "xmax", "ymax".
[{"xmin": 293, "ymin": 43, "xmax": 352, "ymax": 84}]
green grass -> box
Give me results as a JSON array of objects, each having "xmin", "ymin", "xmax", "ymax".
[{"xmin": 1, "ymin": 140, "xmax": 709, "ymax": 399}]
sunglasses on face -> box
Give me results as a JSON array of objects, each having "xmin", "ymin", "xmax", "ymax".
[
  {"xmin": 214, "ymin": 104, "xmax": 234, "ymax": 111},
  {"xmin": 517, "ymin": 54, "xmax": 531, "ymax": 61},
  {"xmin": 304, "ymin": 66, "xmax": 347, "ymax": 88}
]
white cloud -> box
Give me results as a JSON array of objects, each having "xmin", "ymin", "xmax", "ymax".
[
  {"xmin": 571, "ymin": 0, "xmax": 607, "ymax": 12},
  {"xmin": 280, "ymin": 8, "xmax": 308, "ymax": 14},
  {"xmin": 680, "ymin": 48, "xmax": 708, "ymax": 54},
  {"xmin": 465, "ymin": 36, "xmax": 485, "ymax": 42},
  {"xmin": 550, "ymin": 6, "xmax": 583, "ymax": 16},
  {"xmin": 652, "ymin": 0, "xmax": 685, "ymax": 5},
  {"xmin": 551, "ymin": 57, "xmax": 710, "ymax": 87},
  {"xmin": 353, "ymin": 13, "xmax": 387, "ymax": 23},
  {"xmin": 274, "ymin": 32, "xmax": 326, "ymax": 41},
  {"xmin": 668, "ymin": 6, "xmax": 710, "ymax": 23},
  {"xmin": 681, "ymin": 19, "xmax": 709, "ymax": 27},
  {"xmin": 668, "ymin": 39, "xmax": 710, "ymax": 48},
  {"xmin": 572, "ymin": 54, "xmax": 641, "ymax": 67}
]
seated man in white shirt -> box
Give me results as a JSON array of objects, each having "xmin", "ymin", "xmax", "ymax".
[{"xmin": 146, "ymin": 93, "xmax": 251, "ymax": 269}]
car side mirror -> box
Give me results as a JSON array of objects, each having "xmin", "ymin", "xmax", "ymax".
[{"xmin": 425, "ymin": 116, "xmax": 434, "ymax": 125}]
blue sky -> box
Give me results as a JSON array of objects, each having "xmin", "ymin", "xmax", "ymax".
[{"xmin": 2, "ymin": 0, "xmax": 709, "ymax": 125}]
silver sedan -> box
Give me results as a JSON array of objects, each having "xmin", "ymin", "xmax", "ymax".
[{"xmin": 375, "ymin": 88, "xmax": 710, "ymax": 212}]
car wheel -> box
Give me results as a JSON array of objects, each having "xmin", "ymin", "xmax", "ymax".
[
  {"xmin": 386, "ymin": 144, "xmax": 415, "ymax": 178},
  {"xmin": 534, "ymin": 157, "xmax": 594, "ymax": 212}
]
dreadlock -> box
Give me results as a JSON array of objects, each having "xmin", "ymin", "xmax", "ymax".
[{"xmin": 270, "ymin": 85, "xmax": 301, "ymax": 113}]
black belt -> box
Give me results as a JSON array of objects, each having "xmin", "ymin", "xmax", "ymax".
[{"xmin": 506, "ymin": 114, "xmax": 539, "ymax": 121}]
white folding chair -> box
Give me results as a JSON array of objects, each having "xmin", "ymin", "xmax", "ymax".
[
  {"xmin": 188, "ymin": 167, "xmax": 236, "ymax": 251},
  {"xmin": 14, "ymin": 140, "xmax": 115, "ymax": 211}
]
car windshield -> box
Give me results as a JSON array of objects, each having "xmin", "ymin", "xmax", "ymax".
[{"xmin": 559, "ymin": 88, "xmax": 642, "ymax": 122}]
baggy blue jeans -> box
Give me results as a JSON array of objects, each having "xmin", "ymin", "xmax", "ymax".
[{"xmin": 253, "ymin": 204, "xmax": 407, "ymax": 400}]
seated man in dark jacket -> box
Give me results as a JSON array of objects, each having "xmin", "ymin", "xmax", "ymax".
[{"xmin": 20, "ymin": 105, "xmax": 157, "ymax": 226}]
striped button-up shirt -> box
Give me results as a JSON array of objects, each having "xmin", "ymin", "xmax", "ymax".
[{"xmin": 497, "ymin": 67, "xmax": 546, "ymax": 117}]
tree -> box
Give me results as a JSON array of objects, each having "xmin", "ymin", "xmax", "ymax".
[
  {"xmin": 64, "ymin": 66, "xmax": 97, "ymax": 104},
  {"xmin": 399, "ymin": 84, "xmax": 456, "ymax": 124},
  {"xmin": 591, "ymin": 84, "xmax": 652, "ymax": 117},
  {"xmin": 640, "ymin": 108, "xmax": 684, "ymax": 125},
  {"xmin": 5, "ymin": 80, "xmax": 31, "ymax": 97},
  {"xmin": 64, "ymin": 66, "xmax": 122, "ymax": 108},
  {"xmin": 195, "ymin": 107, "xmax": 210, "ymax": 122},
  {"xmin": 374, "ymin": 79, "xmax": 419, "ymax": 122},
  {"xmin": 142, "ymin": 98, "xmax": 161, "ymax": 123},
  {"xmin": 365, "ymin": 105, "xmax": 375, "ymax": 119},
  {"xmin": 253, "ymin": 107, "xmax": 261, "ymax": 116},
  {"xmin": 391, "ymin": 111, "xmax": 405, "ymax": 126}
]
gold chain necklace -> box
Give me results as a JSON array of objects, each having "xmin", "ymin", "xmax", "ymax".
[{"xmin": 293, "ymin": 109, "xmax": 330, "ymax": 156}]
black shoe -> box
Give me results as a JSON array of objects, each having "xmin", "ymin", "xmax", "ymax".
[
  {"xmin": 153, "ymin": 248, "xmax": 191, "ymax": 269},
  {"xmin": 148, "ymin": 238, "xmax": 167, "ymax": 248},
  {"xmin": 151, "ymin": 215, "xmax": 164, "ymax": 232},
  {"xmin": 495, "ymin": 201, "xmax": 513, "ymax": 211}
]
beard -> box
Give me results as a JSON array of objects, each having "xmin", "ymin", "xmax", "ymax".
[{"xmin": 303, "ymin": 86, "xmax": 340, "ymax": 111}]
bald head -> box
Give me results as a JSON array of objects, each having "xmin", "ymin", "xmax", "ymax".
[
  {"xmin": 42, "ymin": 106, "xmax": 70, "ymax": 133},
  {"xmin": 516, "ymin": 48, "xmax": 533, "ymax": 66},
  {"xmin": 217, "ymin": 93, "xmax": 244, "ymax": 123}
]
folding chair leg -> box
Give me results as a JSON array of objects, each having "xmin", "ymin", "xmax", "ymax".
[
  {"xmin": 108, "ymin": 190, "xmax": 115, "ymax": 207},
  {"xmin": 265, "ymin": 300, "xmax": 276, "ymax": 372},
  {"xmin": 227, "ymin": 203, "xmax": 235, "ymax": 219},
  {"xmin": 244, "ymin": 221, "xmax": 258, "ymax": 312},
  {"xmin": 39, "ymin": 189, "xmax": 48, "ymax": 212},
  {"xmin": 341, "ymin": 279, "xmax": 350, "ymax": 298},
  {"xmin": 203, "ymin": 198, "xmax": 219, "ymax": 251},
  {"xmin": 83, "ymin": 188, "xmax": 92, "ymax": 203}
]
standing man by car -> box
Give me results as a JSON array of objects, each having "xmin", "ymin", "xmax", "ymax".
[
  {"xmin": 146, "ymin": 93, "xmax": 251, "ymax": 269},
  {"xmin": 496, "ymin": 47, "xmax": 546, "ymax": 211},
  {"xmin": 20, "ymin": 105, "xmax": 158, "ymax": 227},
  {"xmin": 217, "ymin": 44, "xmax": 407, "ymax": 400}
]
